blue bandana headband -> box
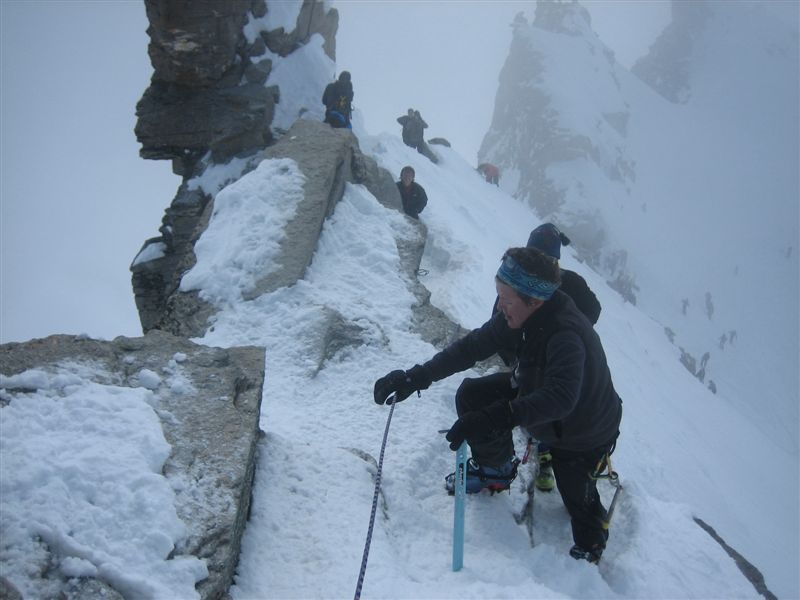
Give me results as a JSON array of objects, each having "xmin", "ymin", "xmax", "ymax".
[{"xmin": 496, "ymin": 254, "xmax": 560, "ymax": 301}]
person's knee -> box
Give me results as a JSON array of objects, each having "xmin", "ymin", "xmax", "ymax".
[{"xmin": 455, "ymin": 378, "xmax": 481, "ymax": 413}]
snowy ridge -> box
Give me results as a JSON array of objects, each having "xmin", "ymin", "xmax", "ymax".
[{"xmin": 186, "ymin": 129, "xmax": 794, "ymax": 597}]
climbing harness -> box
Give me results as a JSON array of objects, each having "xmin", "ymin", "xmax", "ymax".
[
  {"xmin": 591, "ymin": 450, "xmax": 623, "ymax": 531},
  {"xmin": 353, "ymin": 399, "xmax": 396, "ymax": 600}
]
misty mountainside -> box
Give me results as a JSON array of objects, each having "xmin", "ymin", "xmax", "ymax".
[{"xmin": 478, "ymin": 0, "xmax": 799, "ymax": 447}]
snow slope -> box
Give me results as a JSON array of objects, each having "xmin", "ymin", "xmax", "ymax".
[
  {"xmin": 186, "ymin": 131, "xmax": 795, "ymax": 598},
  {"xmin": 2, "ymin": 111, "xmax": 795, "ymax": 600}
]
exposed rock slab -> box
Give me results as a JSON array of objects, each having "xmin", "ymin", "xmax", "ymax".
[{"xmin": 0, "ymin": 331, "xmax": 265, "ymax": 600}]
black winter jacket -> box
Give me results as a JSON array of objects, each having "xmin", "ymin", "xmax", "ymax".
[
  {"xmin": 422, "ymin": 291, "xmax": 621, "ymax": 451},
  {"xmin": 397, "ymin": 181, "xmax": 428, "ymax": 218},
  {"xmin": 397, "ymin": 114, "xmax": 426, "ymax": 145},
  {"xmin": 492, "ymin": 267, "xmax": 601, "ymax": 365},
  {"xmin": 560, "ymin": 269, "xmax": 601, "ymax": 324},
  {"xmin": 322, "ymin": 80, "xmax": 354, "ymax": 116}
]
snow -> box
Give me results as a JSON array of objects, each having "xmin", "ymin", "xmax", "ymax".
[
  {"xmin": 1, "ymin": 7, "xmax": 797, "ymax": 600},
  {"xmin": 265, "ymin": 33, "xmax": 336, "ymax": 131},
  {"xmin": 131, "ymin": 241, "xmax": 166, "ymax": 267},
  {"xmin": 180, "ymin": 157, "xmax": 307, "ymax": 306},
  {"xmin": 243, "ymin": 0, "xmax": 303, "ymax": 44},
  {"xmin": 0, "ymin": 368, "xmax": 207, "ymax": 599},
  {"xmin": 203, "ymin": 137, "xmax": 792, "ymax": 597},
  {"xmin": 186, "ymin": 155, "xmax": 256, "ymax": 197}
]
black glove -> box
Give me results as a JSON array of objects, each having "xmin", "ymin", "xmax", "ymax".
[
  {"xmin": 373, "ymin": 365, "xmax": 432, "ymax": 405},
  {"xmin": 445, "ymin": 400, "xmax": 514, "ymax": 451}
]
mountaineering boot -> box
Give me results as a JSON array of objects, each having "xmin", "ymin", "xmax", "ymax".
[
  {"xmin": 569, "ymin": 543, "xmax": 604, "ymax": 564},
  {"xmin": 535, "ymin": 450, "xmax": 555, "ymax": 492},
  {"xmin": 445, "ymin": 457, "xmax": 519, "ymax": 494}
]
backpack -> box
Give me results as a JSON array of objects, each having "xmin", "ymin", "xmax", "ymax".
[{"xmin": 335, "ymin": 94, "xmax": 350, "ymax": 115}]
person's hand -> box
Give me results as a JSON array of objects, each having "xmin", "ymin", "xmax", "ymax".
[
  {"xmin": 373, "ymin": 365, "xmax": 432, "ymax": 405},
  {"xmin": 444, "ymin": 400, "xmax": 513, "ymax": 450}
]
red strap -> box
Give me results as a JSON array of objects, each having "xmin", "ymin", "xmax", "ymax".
[{"xmin": 521, "ymin": 437, "xmax": 534, "ymax": 465}]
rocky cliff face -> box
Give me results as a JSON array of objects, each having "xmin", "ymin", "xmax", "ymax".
[
  {"xmin": 631, "ymin": 2, "xmax": 712, "ymax": 104},
  {"xmin": 135, "ymin": 0, "xmax": 337, "ymax": 173}
]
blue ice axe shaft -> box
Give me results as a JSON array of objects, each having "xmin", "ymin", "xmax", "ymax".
[{"xmin": 452, "ymin": 441, "xmax": 467, "ymax": 571}]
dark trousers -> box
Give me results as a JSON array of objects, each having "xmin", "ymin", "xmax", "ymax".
[
  {"xmin": 454, "ymin": 373, "xmax": 516, "ymax": 468},
  {"xmin": 455, "ymin": 373, "xmax": 615, "ymax": 551},
  {"xmin": 324, "ymin": 111, "xmax": 350, "ymax": 129},
  {"xmin": 551, "ymin": 442, "xmax": 614, "ymax": 551}
]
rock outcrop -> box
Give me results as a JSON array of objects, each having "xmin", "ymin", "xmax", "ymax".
[
  {"xmin": 0, "ymin": 331, "xmax": 264, "ymax": 600},
  {"xmin": 631, "ymin": 1, "xmax": 712, "ymax": 103},
  {"xmin": 131, "ymin": 120, "xmax": 401, "ymax": 338},
  {"xmin": 135, "ymin": 0, "xmax": 338, "ymax": 173}
]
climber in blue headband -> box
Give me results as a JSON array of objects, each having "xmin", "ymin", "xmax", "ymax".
[
  {"xmin": 496, "ymin": 252, "xmax": 560, "ymax": 301},
  {"xmin": 373, "ymin": 245, "xmax": 622, "ymax": 565}
]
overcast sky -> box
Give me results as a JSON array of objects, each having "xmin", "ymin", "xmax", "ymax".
[
  {"xmin": 1, "ymin": 1, "xmax": 177, "ymax": 344},
  {"xmin": 0, "ymin": 0, "xmax": 669, "ymax": 344}
]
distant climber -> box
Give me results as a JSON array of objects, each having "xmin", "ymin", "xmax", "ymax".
[
  {"xmin": 477, "ymin": 163, "xmax": 500, "ymax": 185},
  {"xmin": 397, "ymin": 109, "xmax": 439, "ymax": 164},
  {"xmin": 396, "ymin": 165, "xmax": 428, "ymax": 219},
  {"xmin": 322, "ymin": 71, "xmax": 354, "ymax": 129}
]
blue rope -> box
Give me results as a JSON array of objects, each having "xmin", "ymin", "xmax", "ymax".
[{"xmin": 354, "ymin": 400, "xmax": 396, "ymax": 600}]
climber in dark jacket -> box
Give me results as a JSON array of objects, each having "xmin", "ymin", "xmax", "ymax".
[
  {"xmin": 322, "ymin": 71, "xmax": 354, "ymax": 128},
  {"xmin": 397, "ymin": 108, "xmax": 426, "ymax": 148},
  {"xmin": 396, "ymin": 165, "xmax": 428, "ymax": 219},
  {"xmin": 373, "ymin": 246, "xmax": 622, "ymax": 564},
  {"xmin": 397, "ymin": 109, "xmax": 439, "ymax": 164}
]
